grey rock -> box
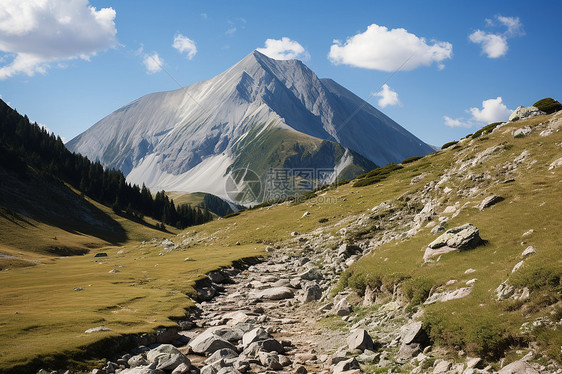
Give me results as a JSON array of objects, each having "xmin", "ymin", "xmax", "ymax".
[
  {"xmin": 216, "ymin": 368, "xmax": 241, "ymax": 374},
  {"xmin": 197, "ymin": 287, "xmax": 216, "ymax": 301},
  {"xmin": 172, "ymin": 363, "xmax": 191, "ymax": 374},
  {"xmin": 253, "ymin": 287, "xmax": 294, "ymax": 300},
  {"xmin": 85, "ymin": 326, "xmax": 111, "ymax": 334},
  {"xmin": 189, "ymin": 329, "xmax": 238, "ymax": 355},
  {"xmin": 400, "ymin": 321, "xmax": 425, "ymax": 345},
  {"xmin": 521, "ymin": 246, "xmax": 536, "ymax": 257},
  {"xmin": 147, "ymin": 344, "xmax": 182, "ymax": 362},
  {"xmin": 513, "ymin": 126, "xmax": 533, "ymax": 137},
  {"xmin": 333, "ymin": 357, "xmax": 360, "ymax": 374},
  {"xmin": 212, "ymin": 326, "xmax": 244, "ymax": 343},
  {"xmin": 258, "ymin": 351, "xmax": 283, "ymax": 370},
  {"xmin": 498, "ymin": 360, "xmax": 539, "ymax": 374},
  {"xmin": 346, "ymin": 329, "xmax": 374, "ymax": 352},
  {"xmin": 301, "ymin": 284, "xmax": 322, "ymax": 303},
  {"xmin": 397, "ymin": 343, "xmax": 421, "ymax": 363},
  {"xmin": 333, "ymin": 298, "xmax": 352, "ymax": 316},
  {"xmin": 299, "ymin": 268, "xmax": 323, "ymax": 281},
  {"xmin": 433, "ymin": 359, "xmax": 452, "ymax": 373},
  {"xmin": 156, "ymin": 353, "xmax": 191, "ymax": 371},
  {"xmin": 424, "ymin": 224, "xmax": 481, "ymax": 261},
  {"xmin": 295, "ymin": 365, "xmax": 308, "ymax": 374},
  {"xmin": 242, "ymin": 327, "xmax": 271, "ymax": 348},
  {"xmin": 479, "ymin": 195, "xmax": 504, "ymax": 210},
  {"xmin": 424, "ymin": 287, "xmax": 472, "ymax": 304},
  {"xmin": 208, "ymin": 271, "xmax": 228, "ymax": 284},
  {"xmin": 119, "ymin": 367, "xmax": 164, "ymax": 374},
  {"xmin": 260, "ymin": 338, "xmax": 284, "ymax": 353},
  {"xmin": 509, "ymin": 106, "xmax": 545, "ymax": 122},
  {"xmin": 205, "ymin": 348, "xmax": 239, "ymax": 364},
  {"xmin": 128, "ymin": 354, "xmax": 149, "ymax": 368}
]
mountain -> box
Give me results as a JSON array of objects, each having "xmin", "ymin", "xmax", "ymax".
[{"xmin": 67, "ymin": 51, "xmax": 433, "ymax": 204}]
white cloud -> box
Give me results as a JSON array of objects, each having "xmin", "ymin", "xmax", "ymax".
[
  {"xmin": 497, "ymin": 16, "xmax": 524, "ymax": 37},
  {"xmin": 257, "ymin": 37, "xmax": 310, "ymax": 60},
  {"xmin": 469, "ymin": 97, "xmax": 512, "ymax": 123},
  {"xmin": 444, "ymin": 97, "xmax": 513, "ymax": 128},
  {"xmin": 173, "ymin": 34, "xmax": 197, "ymax": 60},
  {"xmin": 143, "ymin": 52, "xmax": 164, "ymax": 74},
  {"xmin": 469, "ymin": 31, "xmax": 508, "ymax": 58},
  {"xmin": 443, "ymin": 116, "xmax": 471, "ymax": 128},
  {"xmin": 328, "ymin": 24, "xmax": 453, "ymax": 72},
  {"xmin": 225, "ymin": 26, "xmax": 237, "ymax": 35},
  {"xmin": 200, "ymin": 13, "xmax": 208, "ymax": 20},
  {"xmin": 469, "ymin": 15, "xmax": 524, "ymax": 58},
  {"xmin": 0, "ymin": 0, "xmax": 117, "ymax": 79},
  {"xmin": 372, "ymin": 84, "xmax": 400, "ymax": 108}
]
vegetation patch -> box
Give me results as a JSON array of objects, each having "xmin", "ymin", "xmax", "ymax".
[
  {"xmin": 441, "ymin": 140, "xmax": 459, "ymax": 149},
  {"xmin": 533, "ymin": 97, "xmax": 562, "ymax": 114}
]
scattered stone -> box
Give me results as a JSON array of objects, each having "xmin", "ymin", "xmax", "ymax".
[
  {"xmin": 332, "ymin": 357, "xmax": 360, "ymax": 374},
  {"xmin": 424, "ymin": 287, "xmax": 472, "ymax": 304},
  {"xmin": 171, "ymin": 363, "xmax": 191, "ymax": 374},
  {"xmin": 73, "ymin": 287, "xmax": 83, "ymax": 291},
  {"xmin": 512, "ymin": 260, "xmax": 524, "ymax": 273},
  {"xmin": 205, "ymin": 348, "xmax": 238, "ymax": 364},
  {"xmin": 479, "ymin": 195, "xmax": 504, "ymax": 210},
  {"xmin": 119, "ymin": 367, "xmax": 164, "ymax": 374},
  {"xmin": 301, "ymin": 284, "xmax": 323, "ymax": 303},
  {"xmin": 433, "ymin": 359, "xmax": 452, "ymax": 373},
  {"xmin": 498, "ymin": 360, "xmax": 539, "ymax": 374},
  {"xmin": 509, "ymin": 106, "xmax": 545, "ymax": 122},
  {"xmin": 400, "ymin": 321, "xmax": 425, "ymax": 345},
  {"xmin": 299, "ymin": 267, "xmax": 323, "ymax": 281},
  {"xmin": 513, "ymin": 126, "xmax": 533, "ymax": 137},
  {"xmin": 397, "ymin": 342, "xmax": 421, "ymax": 362},
  {"xmin": 198, "ymin": 287, "xmax": 216, "ymax": 301},
  {"xmin": 189, "ymin": 329, "xmax": 238, "ymax": 355},
  {"xmin": 108, "ymin": 269, "xmax": 120, "ymax": 273},
  {"xmin": 295, "ymin": 365, "xmax": 308, "ymax": 374},
  {"xmin": 242, "ymin": 327, "xmax": 271, "ymax": 348},
  {"xmin": 522, "ymin": 229, "xmax": 534, "ymax": 237},
  {"xmin": 128, "ymin": 355, "xmax": 148, "ymax": 368},
  {"xmin": 332, "ymin": 298, "xmax": 352, "ymax": 316},
  {"xmin": 347, "ymin": 329, "xmax": 374, "ymax": 352},
  {"xmin": 466, "ymin": 357, "xmax": 482, "ymax": 369},
  {"xmin": 521, "ymin": 246, "xmax": 536, "ymax": 257},
  {"xmin": 253, "ymin": 287, "xmax": 294, "ymax": 300},
  {"xmin": 302, "ymin": 211, "xmax": 310, "ymax": 218},
  {"xmin": 549, "ymin": 157, "xmax": 562, "ymax": 170},
  {"xmin": 85, "ymin": 326, "xmax": 111, "ymax": 334},
  {"xmin": 424, "ymin": 224, "xmax": 482, "ymax": 261}
]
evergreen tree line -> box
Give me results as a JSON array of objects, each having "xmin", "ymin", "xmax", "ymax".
[{"xmin": 0, "ymin": 99, "xmax": 212, "ymax": 229}]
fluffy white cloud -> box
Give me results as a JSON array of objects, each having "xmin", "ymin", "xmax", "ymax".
[
  {"xmin": 443, "ymin": 116, "xmax": 470, "ymax": 128},
  {"xmin": 469, "ymin": 97, "xmax": 512, "ymax": 123},
  {"xmin": 257, "ymin": 37, "xmax": 310, "ymax": 60},
  {"xmin": 0, "ymin": 0, "xmax": 117, "ymax": 79},
  {"xmin": 469, "ymin": 15, "xmax": 524, "ymax": 58},
  {"xmin": 444, "ymin": 97, "xmax": 513, "ymax": 128},
  {"xmin": 469, "ymin": 31, "xmax": 508, "ymax": 58},
  {"xmin": 173, "ymin": 34, "xmax": 197, "ymax": 60},
  {"xmin": 143, "ymin": 52, "xmax": 164, "ymax": 74},
  {"xmin": 328, "ymin": 24, "xmax": 453, "ymax": 72},
  {"xmin": 372, "ymin": 84, "xmax": 400, "ymax": 108}
]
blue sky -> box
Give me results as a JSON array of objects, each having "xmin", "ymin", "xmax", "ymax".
[{"xmin": 0, "ymin": 0, "xmax": 561, "ymax": 147}]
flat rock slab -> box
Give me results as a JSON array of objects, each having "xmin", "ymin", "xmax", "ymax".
[
  {"xmin": 253, "ymin": 286, "xmax": 294, "ymax": 300},
  {"xmin": 424, "ymin": 223, "xmax": 482, "ymax": 261}
]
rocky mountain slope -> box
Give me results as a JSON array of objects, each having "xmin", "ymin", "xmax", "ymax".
[
  {"xmin": 5, "ymin": 102, "xmax": 561, "ymax": 374},
  {"xmin": 67, "ymin": 51, "xmax": 432, "ymax": 204}
]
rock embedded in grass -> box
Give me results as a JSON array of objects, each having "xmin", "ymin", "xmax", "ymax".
[{"xmin": 423, "ymin": 223, "xmax": 482, "ymax": 261}]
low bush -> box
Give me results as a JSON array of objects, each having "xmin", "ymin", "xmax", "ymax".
[
  {"xmin": 441, "ymin": 140, "xmax": 458, "ymax": 149},
  {"xmin": 353, "ymin": 163, "xmax": 403, "ymax": 187},
  {"xmin": 533, "ymin": 98, "xmax": 562, "ymax": 114},
  {"xmin": 401, "ymin": 156, "xmax": 423, "ymax": 164},
  {"xmin": 472, "ymin": 122, "xmax": 502, "ymax": 139}
]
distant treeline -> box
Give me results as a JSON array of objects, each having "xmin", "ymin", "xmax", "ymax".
[{"xmin": 0, "ymin": 99, "xmax": 212, "ymax": 229}]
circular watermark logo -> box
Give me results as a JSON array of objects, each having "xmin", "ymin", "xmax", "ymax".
[{"xmin": 224, "ymin": 168, "xmax": 263, "ymax": 204}]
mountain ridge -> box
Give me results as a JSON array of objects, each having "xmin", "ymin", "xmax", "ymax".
[{"xmin": 67, "ymin": 51, "xmax": 433, "ymax": 203}]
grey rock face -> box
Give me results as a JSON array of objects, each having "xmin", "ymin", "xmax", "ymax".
[
  {"xmin": 332, "ymin": 357, "xmax": 360, "ymax": 374},
  {"xmin": 479, "ymin": 195, "xmax": 504, "ymax": 210},
  {"xmin": 189, "ymin": 329, "xmax": 238, "ymax": 355},
  {"xmin": 498, "ymin": 360, "xmax": 539, "ymax": 374},
  {"xmin": 253, "ymin": 286, "xmax": 294, "ymax": 300},
  {"xmin": 509, "ymin": 106, "xmax": 545, "ymax": 122},
  {"xmin": 301, "ymin": 284, "xmax": 323, "ymax": 303},
  {"xmin": 346, "ymin": 329, "xmax": 374, "ymax": 352},
  {"xmin": 424, "ymin": 223, "xmax": 482, "ymax": 261},
  {"xmin": 400, "ymin": 321, "xmax": 425, "ymax": 345}
]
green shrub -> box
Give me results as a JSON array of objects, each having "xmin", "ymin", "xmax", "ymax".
[
  {"xmin": 318, "ymin": 218, "xmax": 329, "ymax": 223},
  {"xmin": 510, "ymin": 266, "xmax": 562, "ymax": 293},
  {"xmin": 514, "ymin": 133, "xmax": 526, "ymax": 139},
  {"xmin": 472, "ymin": 122, "xmax": 502, "ymax": 139},
  {"xmin": 441, "ymin": 140, "xmax": 459, "ymax": 149},
  {"xmin": 533, "ymin": 98, "xmax": 562, "ymax": 114},
  {"xmin": 223, "ymin": 211, "xmax": 241, "ymax": 218},
  {"xmin": 403, "ymin": 277, "xmax": 433, "ymax": 306},
  {"xmin": 401, "ymin": 156, "xmax": 423, "ymax": 164},
  {"xmin": 353, "ymin": 164, "xmax": 403, "ymax": 187}
]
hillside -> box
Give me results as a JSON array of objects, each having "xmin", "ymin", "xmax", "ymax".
[
  {"xmin": 1, "ymin": 102, "xmax": 561, "ymax": 373},
  {"xmin": 67, "ymin": 51, "xmax": 432, "ymax": 204}
]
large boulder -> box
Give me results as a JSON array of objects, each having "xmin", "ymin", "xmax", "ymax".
[
  {"xmin": 400, "ymin": 321, "xmax": 426, "ymax": 345},
  {"xmin": 509, "ymin": 106, "xmax": 545, "ymax": 122},
  {"xmin": 189, "ymin": 329, "xmax": 238, "ymax": 355},
  {"xmin": 347, "ymin": 329, "xmax": 374, "ymax": 352},
  {"xmin": 424, "ymin": 224, "xmax": 482, "ymax": 261},
  {"xmin": 147, "ymin": 344, "xmax": 191, "ymax": 371},
  {"xmin": 253, "ymin": 286, "xmax": 294, "ymax": 300},
  {"xmin": 479, "ymin": 195, "xmax": 504, "ymax": 210},
  {"xmin": 332, "ymin": 298, "xmax": 352, "ymax": 316},
  {"xmin": 242, "ymin": 327, "xmax": 271, "ymax": 348},
  {"xmin": 333, "ymin": 357, "xmax": 360, "ymax": 374},
  {"xmin": 498, "ymin": 360, "xmax": 539, "ymax": 374},
  {"xmin": 119, "ymin": 367, "xmax": 164, "ymax": 374},
  {"xmin": 301, "ymin": 284, "xmax": 322, "ymax": 303}
]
